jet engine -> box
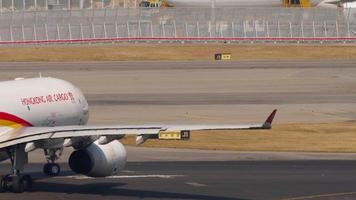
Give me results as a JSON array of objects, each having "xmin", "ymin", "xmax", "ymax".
[{"xmin": 68, "ymin": 140, "xmax": 127, "ymax": 177}]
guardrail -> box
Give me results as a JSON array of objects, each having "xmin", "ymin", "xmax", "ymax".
[{"xmin": 1, "ymin": 37, "xmax": 355, "ymax": 45}]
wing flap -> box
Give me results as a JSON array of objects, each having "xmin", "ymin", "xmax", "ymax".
[{"xmin": 0, "ymin": 126, "xmax": 163, "ymax": 149}]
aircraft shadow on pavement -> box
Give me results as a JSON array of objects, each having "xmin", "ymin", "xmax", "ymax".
[
  {"xmin": 31, "ymin": 181, "xmax": 246, "ymax": 200},
  {"xmin": 26, "ymin": 169, "xmax": 246, "ymax": 200},
  {"xmin": 1, "ymin": 168, "xmax": 248, "ymax": 200}
]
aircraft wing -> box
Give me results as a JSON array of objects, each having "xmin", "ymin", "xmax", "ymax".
[{"xmin": 0, "ymin": 109, "xmax": 277, "ymax": 149}]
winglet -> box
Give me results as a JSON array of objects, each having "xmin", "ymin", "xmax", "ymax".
[{"xmin": 262, "ymin": 109, "xmax": 277, "ymax": 129}]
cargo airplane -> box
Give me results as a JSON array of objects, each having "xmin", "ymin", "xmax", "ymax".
[
  {"xmin": 0, "ymin": 77, "xmax": 277, "ymax": 193},
  {"xmin": 166, "ymin": 0, "xmax": 356, "ymax": 8}
]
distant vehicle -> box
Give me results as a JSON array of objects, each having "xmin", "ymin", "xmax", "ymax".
[
  {"xmin": 139, "ymin": 0, "xmax": 161, "ymax": 7},
  {"xmin": 0, "ymin": 77, "xmax": 277, "ymax": 193}
]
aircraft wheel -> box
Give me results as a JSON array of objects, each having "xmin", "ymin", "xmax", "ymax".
[
  {"xmin": 22, "ymin": 174, "xmax": 33, "ymax": 191},
  {"xmin": 0, "ymin": 174, "xmax": 33, "ymax": 193},
  {"xmin": 10, "ymin": 175, "xmax": 25, "ymax": 193},
  {"xmin": 43, "ymin": 163, "xmax": 61, "ymax": 176},
  {"xmin": 0, "ymin": 175, "xmax": 10, "ymax": 192}
]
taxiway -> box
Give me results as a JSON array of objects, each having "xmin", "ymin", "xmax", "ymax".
[{"xmin": 1, "ymin": 60, "xmax": 356, "ymax": 199}]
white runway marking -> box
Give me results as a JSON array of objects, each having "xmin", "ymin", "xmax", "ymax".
[
  {"xmin": 185, "ymin": 182, "xmax": 207, "ymax": 187},
  {"xmin": 55, "ymin": 174, "xmax": 185, "ymax": 180},
  {"xmin": 121, "ymin": 170, "xmax": 136, "ymax": 173}
]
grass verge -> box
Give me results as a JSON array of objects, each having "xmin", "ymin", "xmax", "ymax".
[{"xmin": 0, "ymin": 44, "xmax": 356, "ymax": 61}]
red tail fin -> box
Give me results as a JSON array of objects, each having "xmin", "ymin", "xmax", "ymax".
[{"xmin": 262, "ymin": 109, "xmax": 277, "ymax": 129}]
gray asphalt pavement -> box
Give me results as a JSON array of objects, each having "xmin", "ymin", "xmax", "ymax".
[
  {"xmin": 0, "ymin": 60, "xmax": 356, "ymax": 124},
  {"xmin": 0, "ymin": 60, "xmax": 355, "ymax": 70},
  {"xmin": 26, "ymin": 146, "xmax": 356, "ymax": 163},
  {"xmin": 2, "ymin": 161, "xmax": 356, "ymax": 200}
]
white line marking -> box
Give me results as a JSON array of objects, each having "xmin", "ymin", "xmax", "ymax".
[
  {"xmin": 56, "ymin": 174, "xmax": 185, "ymax": 180},
  {"xmin": 185, "ymin": 182, "xmax": 207, "ymax": 187},
  {"xmin": 121, "ymin": 170, "xmax": 135, "ymax": 173}
]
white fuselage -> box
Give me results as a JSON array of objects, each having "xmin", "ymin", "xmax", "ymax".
[
  {"xmin": 345, "ymin": 2, "xmax": 356, "ymax": 23},
  {"xmin": 165, "ymin": 0, "xmax": 350, "ymax": 8},
  {"xmin": 0, "ymin": 77, "xmax": 89, "ymax": 134},
  {"xmin": 344, "ymin": 2, "xmax": 356, "ymax": 10},
  {"xmin": 166, "ymin": 0, "xmax": 283, "ymax": 7}
]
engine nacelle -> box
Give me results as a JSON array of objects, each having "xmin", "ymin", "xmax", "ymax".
[{"xmin": 68, "ymin": 140, "xmax": 127, "ymax": 177}]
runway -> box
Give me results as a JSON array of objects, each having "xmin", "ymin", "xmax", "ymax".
[
  {"xmin": 0, "ymin": 60, "xmax": 356, "ymax": 124},
  {"xmin": 2, "ymin": 160, "xmax": 356, "ymax": 200}
]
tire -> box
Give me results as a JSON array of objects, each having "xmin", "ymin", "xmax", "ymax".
[
  {"xmin": 10, "ymin": 176, "xmax": 25, "ymax": 193},
  {"xmin": 22, "ymin": 175, "xmax": 33, "ymax": 191},
  {"xmin": 50, "ymin": 164, "xmax": 60, "ymax": 176},
  {"xmin": 43, "ymin": 163, "xmax": 60, "ymax": 176},
  {"xmin": 43, "ymin": 164, "xmax": 49, "ymax": 175},
  {"xmin": 0, "ymin": 175, "xmax": 9, "ymax": 192}
]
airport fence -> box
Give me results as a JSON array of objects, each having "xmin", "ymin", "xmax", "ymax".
[
  {"xmin": 0, "ymin": 7, "xmax": 355, "ymax": 45},
  {"xmin": 0, "ymin": 0, "xmax": 140, "ymax": 11}
]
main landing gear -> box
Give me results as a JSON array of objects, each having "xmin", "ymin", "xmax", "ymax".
[
  {"xmin": 1, "ymin": 174, "xmax": 32, "ymax": 193},
  {"xmin": 1, "ymin": 145, "xmax": 32, "ymax": 193},
  {"xmin": 43, "ymin": 148, "xmax": 62, "ymax": 176}
]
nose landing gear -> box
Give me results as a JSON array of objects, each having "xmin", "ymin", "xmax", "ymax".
[
  {"xmin": 43, "ymin": 163, "xmax": 61, "ymax": 176},
  {"xmin": 43, "ymin": 148, "xmax": 62, "ymax": 176}
]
